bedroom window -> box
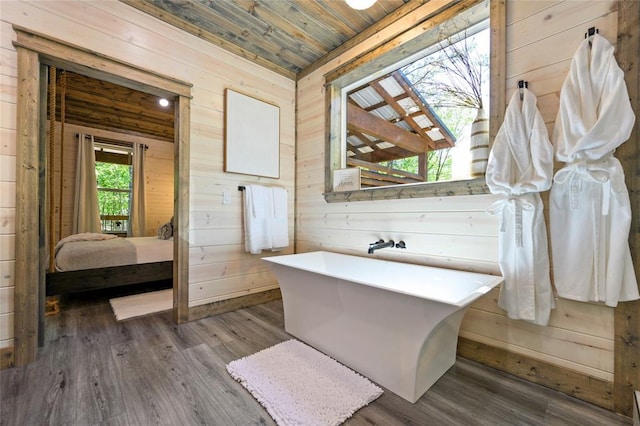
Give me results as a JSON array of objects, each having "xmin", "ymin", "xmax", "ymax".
[{"xmin": 94, "ymin": 142, "xmax": 133, "ymax": 235}]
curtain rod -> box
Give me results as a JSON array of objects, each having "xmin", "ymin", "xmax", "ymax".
[{"xmin": 76, "ymin": 133, "xmax": 148, "ymax": 151}]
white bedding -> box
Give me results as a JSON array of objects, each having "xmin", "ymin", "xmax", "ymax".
[
  {"xmin": 55, "ymin": 234, "xmax": 173, "ymax": 272},
  {"xmin": 129, "ymin": 237, "xmax": 173, "ymax": 264}
]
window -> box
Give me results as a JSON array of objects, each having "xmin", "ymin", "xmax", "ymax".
[
  {"xmin": 94, "ymin": 141, "xmax": 133, "ymax": 234},
  {"xmin": 325, "ymin": 0, "xmax": 504, "ymax": 202},
  {"xmin": 345, "ymin": 27, "xmax": 489, "ymax": 187}
]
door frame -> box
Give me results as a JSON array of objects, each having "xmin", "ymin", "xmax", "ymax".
[{"xmin": 12, "ymin": 27, "xmax": 192, "ymax": 365}]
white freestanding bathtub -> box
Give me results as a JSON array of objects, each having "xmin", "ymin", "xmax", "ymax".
[{"xmin": 263, "ymin": 251, "xmax": 503, "ymax": 403}]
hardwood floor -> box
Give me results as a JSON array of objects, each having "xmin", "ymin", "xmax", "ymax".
[{"xmin": 0, "ymin": 294, "xmax": 632, "ymax": 426}]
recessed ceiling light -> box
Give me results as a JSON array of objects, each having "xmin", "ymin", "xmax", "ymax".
[
  {"xmin": 345, "ymin": 0, "xmax": 377, "ymax": 10},
  {"xmin": 158, "ymin": 98, "xmax": 170, "ymax": 107}
]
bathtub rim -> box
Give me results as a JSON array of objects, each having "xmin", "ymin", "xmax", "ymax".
[{"xmin": 263, "ymin": 250, "xmax": 503, "ymax": 307}]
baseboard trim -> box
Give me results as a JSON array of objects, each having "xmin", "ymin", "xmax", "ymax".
[
  {"xmin": 188, "ymin": 288, "xmax": 282, "ymax": 321},
  {"xmin": 1, "ymin": 346, "xmax": 15, "ymax": 370},
  {"xmin": 457, "ymin": 337, "xmax": 614, "ymax": 411}
]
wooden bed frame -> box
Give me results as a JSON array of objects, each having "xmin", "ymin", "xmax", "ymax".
[{"xmin": 46, "ymin": 261, "xmax": 173, "ymax": 296}]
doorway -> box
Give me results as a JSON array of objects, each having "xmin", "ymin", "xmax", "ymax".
[
  {"xmin": 44, "ymin": 67, "xmax": 176, "ymax": 329},
  {"xmin": 13, "ymin": 28, "xmax": 191, "ymax": 365}
]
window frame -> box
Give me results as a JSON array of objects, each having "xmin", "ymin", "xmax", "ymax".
[
  {"xmin": 95, "ymin": 144, "xmax": 133, "ymax": 235},
  {"xmin": 323, "ymin": 0, "xmax": 505, "ymax": 202}
]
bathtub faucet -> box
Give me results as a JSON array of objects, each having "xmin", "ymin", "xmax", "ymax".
[{"xmin": 368, "ymin": 239, "xmax": 395, "ymax": 254}]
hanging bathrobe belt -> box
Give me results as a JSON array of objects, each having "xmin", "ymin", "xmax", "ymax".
[
  {"xmin": 553, "ymin": 156, "xmax": 616, "ymax": 215},
  {"xmin": 488, "ymin": 195, "xmax": 536, "ymax": 248}
]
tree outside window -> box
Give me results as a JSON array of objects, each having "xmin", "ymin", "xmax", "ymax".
[{"xmin": 95, "ymin": 144, "xmax": 133, "ymax": 234}]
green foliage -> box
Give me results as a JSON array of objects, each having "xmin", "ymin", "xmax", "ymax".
[
  {"xmin": 95, "ymin": 162, "xmax": 131, "ymax": 190},
  {"xmin": 95, "ymin": 162, "xmax": 131, "ymax": 216},
  {"xmin": 428, "ymin": 149, "xmax": 452, "ymax": 181},
  {"xmin": 380, "ymin": 151, "xmax": 452, "ymax": 182},
  {"xmin": 382, "ymin": 157, "xmax": 418, "ymax": 174}
]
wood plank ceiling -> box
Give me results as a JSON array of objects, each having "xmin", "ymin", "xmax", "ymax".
[
  {"xmin": 120, "ymin": 0, "xmax": 410, "ymax": 79},
  {"xmin": 51, "ymin": 70, "xmax": 175, "ymax": 142},
  {"xmin": 52, "ymin": 0, "xmax": 414, "ymax": 143},
  {"xmin": 53, "ymin": 0, "xmax": 457, "ymax": 155}
]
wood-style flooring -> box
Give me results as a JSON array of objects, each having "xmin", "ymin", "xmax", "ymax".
[{"xmin": 0, "ymin": 291, "xmax": 632, "ymax": 426}]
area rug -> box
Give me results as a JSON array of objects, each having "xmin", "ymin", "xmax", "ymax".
[
  {"xmin": 109, "ymin": 289, "xmax": 172, "ymax": 321},
  {"xmin": 226, "ymin": 339, "xmax": 383, "ymax": 426}
]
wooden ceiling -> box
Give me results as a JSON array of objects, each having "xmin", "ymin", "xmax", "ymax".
[
  {"xmin": 49, "ymin": 0, "xmax": 416, "ymax": 142},
  {"xmin": 50, "ymin": 0, "xmax": 459, "ymax": 147},
  {"xmin": 120, "ymin": 0, "xmax": 410, "ymax": 79},
  {"xmin": 51, "ymin": 70, "xmax": 175, "ymax": 142}
]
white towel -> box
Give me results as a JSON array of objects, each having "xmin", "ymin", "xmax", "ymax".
[
  {"xmin": 270, "ymin": 187, "xmax": 289, "ymax": 250},
  {"xmin": 244, "ymin": 185, "xmax": 272, "ymax": 254},
  {"xmin": 243, "ymin": 185, "xmax": 289, "ymax": 254}
]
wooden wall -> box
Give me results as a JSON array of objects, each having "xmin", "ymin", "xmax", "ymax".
[
  {"xmin": 52, "ymin": 122, "xmax": 174, "ymax": 240},
  {"xmin": 0, "ymin": 0, "xmax": 295, "ymax": 353},
  {"xmin": 0, "ymin": 15, "xmax": 17, "ymax": 358},
  {"xmin": 296, "ymin": 0, "xmax": 618, "ymax": 390},
  {"xmin": 1, "ymin": 0, "xmax": 632, "ymax": 410},
  {"xmin": 463, "ymin": 0, "xmax": 619, "ymax": 383}
]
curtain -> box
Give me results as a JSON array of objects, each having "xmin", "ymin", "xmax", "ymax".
[
  {"xmin": 73, "ymin": 134, "xmax": 101, "ymax": 234},
  {"xmin": 129, "ymin": 142, "xmax": 146, "ymax": 237}
]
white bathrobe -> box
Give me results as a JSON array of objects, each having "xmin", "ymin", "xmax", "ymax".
[
  {"xmin": 550, "ymin": 34, "xmax": 639, "ymax": 306},
  {"xmin": 486, "ymin": 88, "xmax": 555, "ymax": 325}
]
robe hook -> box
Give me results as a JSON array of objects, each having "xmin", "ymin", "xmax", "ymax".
[
  {"xmin": 585, "ymin": 27, "xmax": 598, "ymax": 48},
  {"xmin": 518, "ymin": 80, "xmax": 528, "ymax": 100},
  {"xmin": 584, "ymin": 26, "xmax": 598, "ymax": 39}
]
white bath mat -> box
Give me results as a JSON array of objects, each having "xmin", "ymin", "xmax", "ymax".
[
  {"xmin": 109, "ymin": 289, "xmax": 172, "ymax": 321},
  {"xmin": 226, "ymin": 339, "xmax": 383, "ymax": 426}
]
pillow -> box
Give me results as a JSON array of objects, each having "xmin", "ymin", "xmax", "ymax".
[{"xmin": 157, "ymin": 220, "xmax": 173, "ymax": 240}]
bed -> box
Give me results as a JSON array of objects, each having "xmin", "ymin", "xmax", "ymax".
[{"xmin": 46, "ymin": 233, "xmax": 174, "ymax": 295}]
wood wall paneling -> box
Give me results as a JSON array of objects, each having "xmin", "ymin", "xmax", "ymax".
[
  {"xmin": 3, "ymin": 0, "xmax": 296, "ymax": 363},
  {"xmin": 295, "ymin": 0, "xmax": 631, "ymax": 414},
  {"xmin": 2, "ymin": 1, "xmax": 638, "ymax": 419},
  {"xmin": 0, "ymin": 346, "xmax": 14, "ymax": 369},
  {"xmin": 187, "ymin": 288, "xmax": 282, "ymax": 321},
  {"xmin": 13, "ymin": 46, "xmax": 40, "ymax": 366},
  {"xmin": 0, "ymin": 17, "xmax": 16, "ymax": 357},
  {"xmin": 614, "ymin": 0, "xmax": 640, "ymax": 417},
  {"xmin": 489, "ymin": 0, "xmax": 506, "ymax": 147},
  {"xmin": 457, "ymin": 337, "xmax": 615, "ymax": 411},
  {"xmin": 174, "ymin": 94, "xmax": 190, "ymax": 324}
]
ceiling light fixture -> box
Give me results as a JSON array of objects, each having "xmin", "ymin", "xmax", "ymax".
[
  {"xmin": 345, "ymin": 0, "xmax": 377, "ymax": 10},
  {"xmin": 158, "ymin": 98, "xmax": 170, "ymax": 107}
]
